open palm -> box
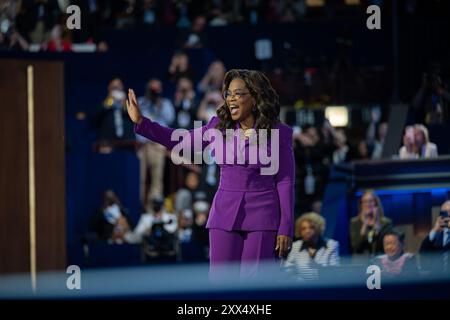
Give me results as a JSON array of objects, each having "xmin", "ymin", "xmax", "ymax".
[{"xmin": 126, "ymin": 89, "xmax": 143, "ymax": 124}]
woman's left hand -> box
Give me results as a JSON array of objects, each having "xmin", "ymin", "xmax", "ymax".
[{"xmin": 275, "ymin": 235, "xmax": 292, "ymax": 258}]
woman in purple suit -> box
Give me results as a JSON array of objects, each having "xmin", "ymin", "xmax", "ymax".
[{"xmin": 126, "ymin": 69, "xmax": 295, "ymax": 280}]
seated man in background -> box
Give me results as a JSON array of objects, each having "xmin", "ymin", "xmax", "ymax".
[
  {"xmin": 420, "ymin": 200, "xmax": 450, "ymax": 274},
  {"xmin": 371, "ymin": 230, "xmax": 419, "ymax": 279},
  {"xmin": 283, "ymin": 212, "xmax": 340, "ymax": 281}
]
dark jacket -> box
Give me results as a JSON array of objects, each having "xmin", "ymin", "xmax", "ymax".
[
  {"xmin": 350, "ymin": 216, "xmax": 393, "ymax": 256},
  {"xmin": 419, "ymin": 231, "xmax": 450, "ymax": 273}
]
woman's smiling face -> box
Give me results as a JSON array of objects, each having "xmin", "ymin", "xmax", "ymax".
[{"xmin": 224, "ymin": 78, "xmax": 255, "ymax": 122}]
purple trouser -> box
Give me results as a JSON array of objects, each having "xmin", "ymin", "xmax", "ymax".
[{"xmin": 209, "ymin": 228, "xmax": 277, "ymax": 281}]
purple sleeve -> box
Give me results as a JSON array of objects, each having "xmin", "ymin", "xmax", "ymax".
[
  {"xmin": 134, "ymin": 116, "xmax": 219, "ymax": 150},
  {"xmin": 275, "ymin": 125, "xmax": 295, "ymax": 238}
]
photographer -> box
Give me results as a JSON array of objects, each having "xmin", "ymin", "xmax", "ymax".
[
  {"xmin": 420, "ymin": 200, "xmax": 450, "ymax": 274},
  {"xmin": 124, "ymin": 197, "xmax": 177, "ymax": 244},
  {"xmin": 412, "ymin": 63, "xmax": 450, "ymax": 124}
]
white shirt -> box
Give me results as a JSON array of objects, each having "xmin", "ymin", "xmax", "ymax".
[
  {"xmin": 125, "ymin": 211, "xmax": 177, "ymax": 244},
  {"xmin": 399, "ymin": 142, "xmax": 438, "ymax": 159},
  {"xmin": 283, "ymin": 238, "xmax": 340, "ymax": 281},
  {"xmin": 429, "ymin": 228, "xmax": 450, "ymax": 247}
]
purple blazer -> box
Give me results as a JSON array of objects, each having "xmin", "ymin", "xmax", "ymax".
[{"xmin": 135, "ymin": 116, "xmax": 295, "ymax": 238}]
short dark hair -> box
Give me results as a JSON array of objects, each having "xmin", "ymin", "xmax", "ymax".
[{"xmin": 383, "ymin": 228, "xmax": 405, "ymax": 244}]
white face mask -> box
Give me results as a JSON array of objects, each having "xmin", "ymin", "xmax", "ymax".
[
  {"xmin": 111, "ymin": 89, "xmax": 126, "ymax": 101},
  {"xmin": 103, "ymin": 204, "xmax": 122, "ymax": 224}
]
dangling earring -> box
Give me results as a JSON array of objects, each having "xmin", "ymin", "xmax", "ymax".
[{"xmin": 252, "ymin": 105, "xmax": 257, "ymax": 112}]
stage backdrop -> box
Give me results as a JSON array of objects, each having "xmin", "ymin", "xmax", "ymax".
[{"xmin": 0, "ymin": 59, "xmax": 66, "ymax": 275}]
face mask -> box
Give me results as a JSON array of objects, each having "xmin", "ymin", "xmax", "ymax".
[
  {"xmin": 104, "ymin": 204, "xmax": 121, "ymax": 224},
  {"xmin": 111, "ymin": 89, "xmax": 125, "ymax": 101},
  {"xmin": 147, "ymin": 89, "xmax": 161, "ymax": 101}
]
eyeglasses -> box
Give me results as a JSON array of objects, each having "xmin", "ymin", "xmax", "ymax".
[{"xmin": 223, "ymin": 90, "xmax": 250, "ymax": 100}]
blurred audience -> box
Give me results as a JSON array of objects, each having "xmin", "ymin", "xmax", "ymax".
[
  {"xmin": 177, "ymin": 208, "xmax": 193, "ymax": 244},
  {"xmin": 167, "ymin": 50, "xmax": 195, "ymax": 84},
  {"xmin": 332, "ymin": 129, "xmax": 349, "ymax": 164},
  {"xmin": 294, "ymin": 124, "xmax": 332, "ymax": 213},
  {"xmin": 370, "ymin": 122, "xmax": 388, "ymax": 160},
  {"xmin": 399, "ymin": 125, "xmax": 416, "ymax": 159},
  {"xmin": 399, "ymin": 124, "xmax": 438, "ymax": 159},
  {"xmin": 412, "ymin": 63, "xmax": 450, "ymax": 124},
  {"xmin": 0, "ymin": 25, "xmax": 29, "ymax": 51},
  {"xmin": 94, "ymin": 77, "xmax": 135, "ymax": 149},
  {"xmin": 350, "ymin": 190, "xmax": 393, "ymax": 258},
  {"xmin": 283, "ymin": 212, "xmax": 340, "ymax": 281},
  {"xmin": 137, "ymin": 78, "xmax": 175, "ymax": 206},
  {"xmin": 0, "ymin": 0, "xmax": 29, "ymax": 51},
  {"xmin": 91, "ymin": 190, "xmax": 133, "ymax": 243},
  {"xmin": 190, "ymin": 200, "xmax": 210, "ymax": 261},
  {"xmin": 174, "ymin": 171, "xmax": 207, "ymax": 214},
  {"xmin": 197, "ymin": 89, "xmax": 223, "ymax": 123},
  {"xmin": 23, "ymin": 0, "xmax": 60, "ymax": 44},
  {"xmin": 420, "ymin": 200, "xmax": 450, "ymax": 274},
  {"xmin": 413, "ymin": 124, "xmax": 438, "ymax": 158},
  {"xmin": 179, "ymin": 15, "xmax": 207, "ymax": 49},
  {"xmin": 43, "ymin": 23, "xmax": 71, "ymax": 52},
  {"xmin": 125, "ymin": 197, "xmax": 177, "ymax": 245},
  {"xmin": 173, "ymin": 76, "xmax": 198, "ymax": 129},
  {"xmin": 371, "ymin": 230, "xmax": 419, "ymax": 278},
  {"xmin": 197, "ymin": 60, "xmax": 226, "ymax": 95}
]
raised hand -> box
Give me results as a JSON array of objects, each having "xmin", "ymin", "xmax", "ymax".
[
  {"xmin": 432, "ymin": 216, "xmax": 449, "ymax": 233},
  {"xmin": 126, "ymin": 89, "xmax": 143, "ymax": 124}
]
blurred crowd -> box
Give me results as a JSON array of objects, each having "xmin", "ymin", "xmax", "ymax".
[
  {"xmin": 0, "ymin": 0, "xmax": 368, "ymax": 52},
  {"xmin": 84, "ymin": 51, "xmax": 449, "ymax": 281},
  {"xmin": 12, "ymin": 0, "xmax": 446, "ymax": 281},
  {"xmin": 89, "ymin": 56, "xmax": 226, "ymax": 263}
]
